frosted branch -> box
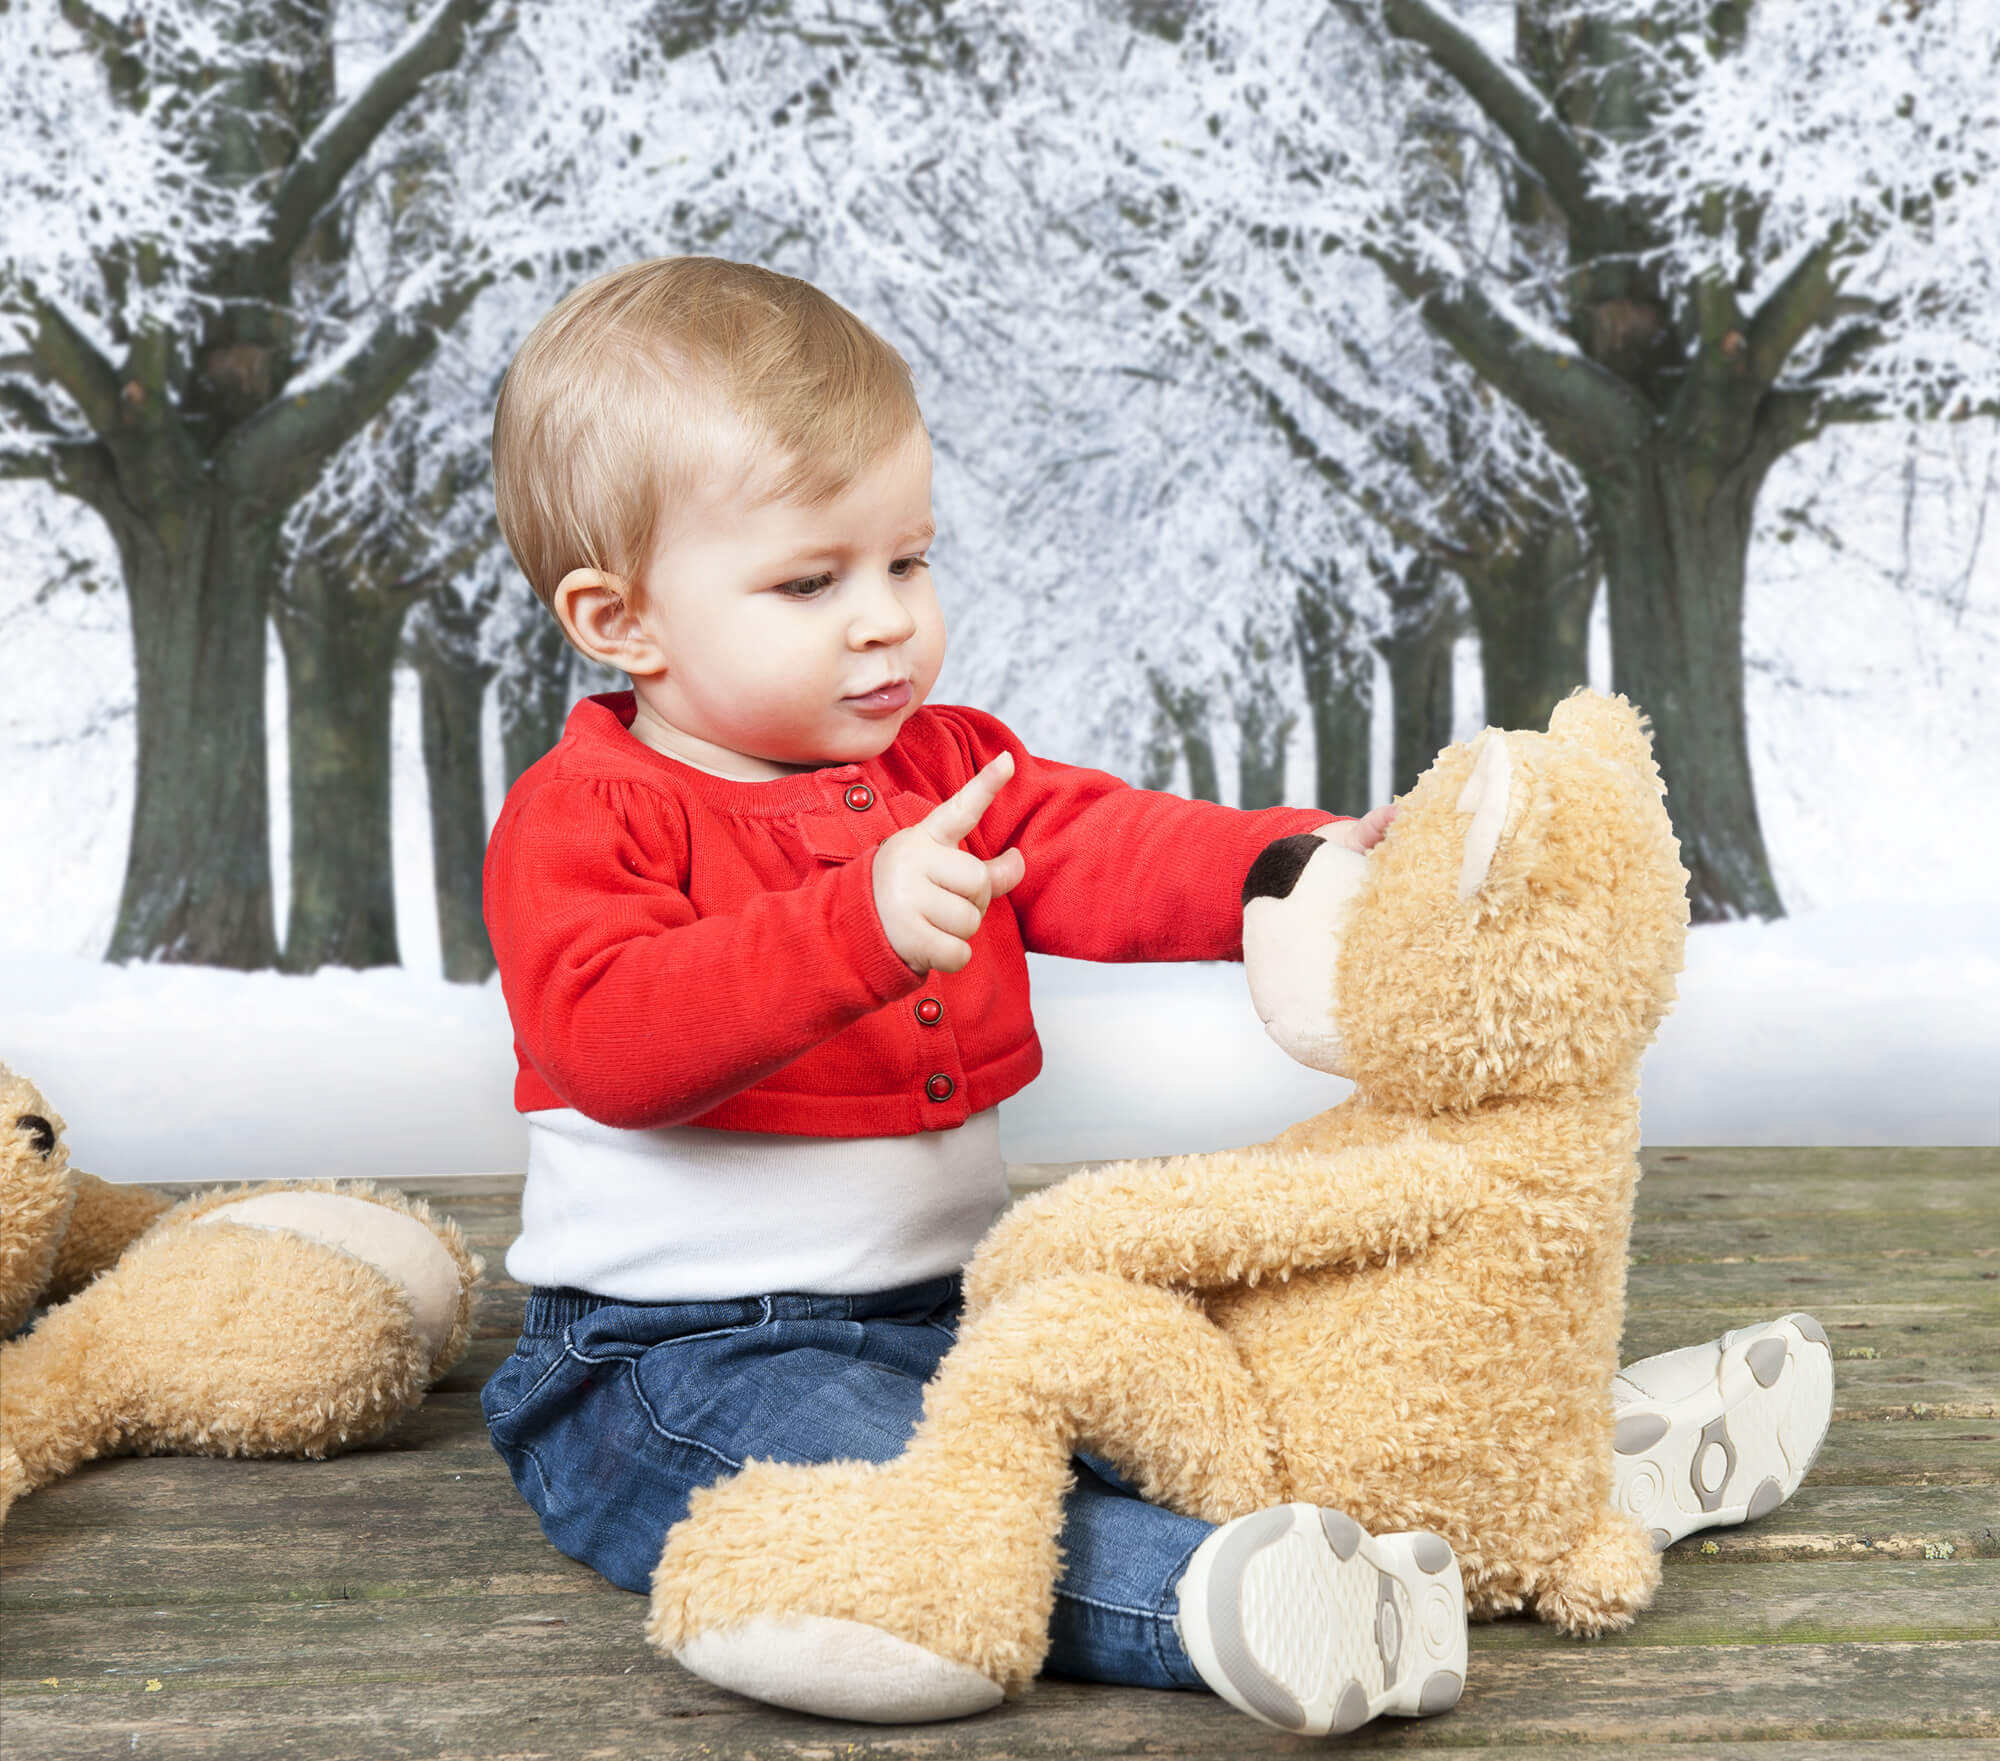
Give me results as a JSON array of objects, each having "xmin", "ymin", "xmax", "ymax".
[
  {"xmin": 1361, "ymin": 231, "xmax": 1648, "ymax": 461},
  {"xmin": 1380, "ymin": 0, "xmax": 1600, "ymax": 232},
  {"xmin": 222, "ymin": 265, "xmax": 495, "ymax": 503},
  {"xmin": 1746, "ymin": 227, "xmax": 1845, "ymax": 385},
  {"xmin": 10, "ymin": 284, "xmax": 122, "ymax": 435},
  {"xmin": 263, "ymin": 0, "xmax": 500, "ymax": 273}
]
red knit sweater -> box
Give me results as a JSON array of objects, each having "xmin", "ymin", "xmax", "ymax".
[{"xmin": 482, "ymin": 692, "xmax": 1339, "ymax": 1136}]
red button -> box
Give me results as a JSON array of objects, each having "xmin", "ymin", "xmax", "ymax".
[
  {"xmin": 843, "ymin": 783, "xmax": 875, "ymax": 811},
  {"xmin": 925, "ymin": 1072, "xmax": 955, "ymax": 1102},
  {"xmin": 915, "ymin": 997, "xmax": 943, "ymax": 1026}
]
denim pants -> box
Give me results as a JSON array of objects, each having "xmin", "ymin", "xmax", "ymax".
[{"xmin": 481, "ymin": 1274, "xmax": 1211, "ymax": 1689}]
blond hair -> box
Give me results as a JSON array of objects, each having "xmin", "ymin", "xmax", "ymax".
[{"xmin": 492, "ymin": 257, "xmax": 925, "ymax": 607}]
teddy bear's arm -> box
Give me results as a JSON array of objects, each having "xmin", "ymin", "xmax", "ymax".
[
  {"xmin": 44, "ymin": 1173, "xmax": 174, "ymax": 1304},
  {"xmin": 964, "ymin": 1138, "xmax": 1479, "ymax": 1317}
]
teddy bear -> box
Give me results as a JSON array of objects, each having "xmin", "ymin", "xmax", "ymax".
[
  {"xmin": 0, "ymin": 1062, "xmax": 483, "ymax": 1528},
  {"xmin": 640, "ymin": 691, "xmax": 1834, "ymax": 1730}
]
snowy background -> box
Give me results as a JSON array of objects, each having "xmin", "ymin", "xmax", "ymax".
[
  {"xmin": 7, "ymin": 418, "xmax": 1997, "ymax": 1183},
  {"xmin": 3, "ymin": 0, "xmax": 1997, "ymax": 1179}
]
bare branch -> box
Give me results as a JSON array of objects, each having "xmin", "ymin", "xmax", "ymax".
[
  {"xmin": 222, "ymin": 266, "xmax": 496, "ymax": 503},
  {"xmin": 55, "ymin": 0, "xmax": 145, "ymax": 105},
  {"xmin": 0, "ymin": 374, "xmax": 64, "ymax": 439},
  {"xmin": 0, "ymin": 449, "xmax": 55, "ymax": 482},
  {"xmin": 262, "ymin": 0, "xmax": 500, "ymax": 272},
  {"xmin": 1379, "ymin": 0, "xmax": 1602, "ymax": 233},
  {"xmin": 1360, "ymin": 237, "xmax": 1649, "ymax": 461},
  {"xmin": 6, "ymin": 284, "xmax": 124, "ymax": 435},
  {"xmin": 1746, "ymin": 227, "xmax": 1846, "ymax": 384}
]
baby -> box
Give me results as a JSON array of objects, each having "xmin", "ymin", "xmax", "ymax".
[
  {"xmin": 478, "ymin": 256, "xmax": 1833, "ymax": 1734},
  {"xmin": 475, "ymin": 254, "xmax": 1455, "ymax": 1728}
]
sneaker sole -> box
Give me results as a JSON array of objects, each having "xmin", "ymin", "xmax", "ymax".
[
  {"xmin": 1612, "ymin": 1312, "xmax": 1835, "ymax": 1551},
  {"xmin": 1176, "ymin": 1503, "xmax": 1467, "ymax": 1735}
]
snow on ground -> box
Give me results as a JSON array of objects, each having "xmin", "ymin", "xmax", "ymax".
[{"xmin": 5, "ymin": 904, "xmax": 1995, "ymax": 1188}]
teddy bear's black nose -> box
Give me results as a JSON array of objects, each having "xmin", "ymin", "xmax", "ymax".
[
  {"xmin": 17, "ymin": 1114, "xmax": 55, "ymax": 1157},
  {"xmin": 1242, "ymin": 834, "xmax": 1325, "ymax": 907}
]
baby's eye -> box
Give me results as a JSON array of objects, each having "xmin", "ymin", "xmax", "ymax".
[
  {"xmin": 776, "ymin": 572, "xmax": 833, "ymax": 598},
  {"xmin": 890, "ymin": 555, "xmax": 930, "ymax": 578}
]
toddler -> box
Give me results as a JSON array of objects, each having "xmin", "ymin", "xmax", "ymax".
[
  {"xmin": 478, "ymin": 257, "xmax": 1831, "ymax": 1733},
  {"xmin": 475, "ymin": 253, "xmax": 1448, "ymax": 1731}
]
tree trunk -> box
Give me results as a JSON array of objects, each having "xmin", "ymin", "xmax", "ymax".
[
  {"xmin": 1228, "ymin": 627, "xmax": 1296, "ymax": 811},
  {"xmin": 1293, "ymin": 578, "xmax": 1374, "ymax": 817},
  {"xmin": 408, "ymin": 602, "xmax": 496, "ymax": 983},
  {"xmin": 1234, "ymin": 693, "xmax": 1294, "ymax": 810},
  {"xmin": 1146, "ymin": 669, "xmax": 1220, "ymax": 803},
  {"xmin": 273, "ymin": 559, "xmax": 414, "ymax": 972},
  {"xmin": 1589, "ymin": 441, "xmax": 1783, "ymax": 922},
  {"xmin": 105, "ymin": 487, "xmax": 281, "ymax": 968},
  {"xmin": 1384, "ymin": 623, "xmax": 1454, "ymax": 800},
  {"xmin": 1374, "ymin": 563, "xmax": 1460, "ymax": 799},
  {"xmin": 1459, "ymin": 517, "xmax": 1598, "ymax": 733},
  {"xmin": 499, "ymin": 612, "xmax": 575, "ymax": 789},
  {"xmin": 1137, "ymin": 698, "xmax": 1180, "ymax": 792}
]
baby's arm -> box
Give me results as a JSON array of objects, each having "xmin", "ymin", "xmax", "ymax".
[
  {"xmin": 935, "ymin": 706, "xmax": 1364, "ymax": 964},
  {"xmin": 487, "ymin": 780, "xmax": 927, "ymax": 1130},
  {"xmin": 963, "ymin": 1135, "xmax": 1483, "ymax": 1319}
]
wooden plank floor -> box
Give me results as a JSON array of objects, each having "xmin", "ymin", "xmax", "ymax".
[{"xmin": 3, "ymin": 1148, "xmax": 1995, "ymax": 1759}]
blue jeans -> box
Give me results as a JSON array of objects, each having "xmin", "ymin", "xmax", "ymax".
[{"xmin": 481, "ymin": 1275, "xmax": 1210, "ymax": 1689}]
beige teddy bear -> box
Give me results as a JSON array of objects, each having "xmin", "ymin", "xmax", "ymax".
[
  {"xmin": 642, "ymin": 692, "xmax": 1833, "ymax": 1732},
  {"xmin": 0, "ymin": 1064, "xmax": 483, "ymax": 1527}
]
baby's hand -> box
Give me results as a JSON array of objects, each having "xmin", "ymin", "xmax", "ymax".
[
  {"xmin": 1318, "ymin": 802, "xmax": 1397, "ymax": 854},
  {"xmin": 872, "ymin": 752, "xmax": 1027, "ymax": 976}
]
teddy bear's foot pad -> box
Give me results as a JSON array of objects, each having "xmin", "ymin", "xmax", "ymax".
[
  {"xmin": 1175, "ymin": 1503, "xmax": 1467, "ymax": 1735},
  {"xmin": 674, "ymin": 1614, "xmax": 1003, "ymax": 1724},
  {"xmin": 1612, "ymin": 1313, "xmax": 1834, "ymax": 1550}
]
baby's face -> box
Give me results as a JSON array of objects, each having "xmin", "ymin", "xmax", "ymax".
[{"xmin": 627, "ymin": 426, "xmax": 945, "ymax": 779}]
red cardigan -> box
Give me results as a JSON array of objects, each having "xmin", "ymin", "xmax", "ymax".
[{"xmin": 482, "ymin": 692, "xmax": 1339, "ymax": 1135}]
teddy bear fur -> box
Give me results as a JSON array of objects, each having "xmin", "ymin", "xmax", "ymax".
[
  {"xmin": 0, "ymin": 1064, "xmax": 483, "ymax": 1529},
  {"xmin": 646, "ymin": 691, "xmax": 1690, "ymax": 1694},
  {"xmin": 0, "ymin": 1066, "xmax": 173, "ymax": 1340}
]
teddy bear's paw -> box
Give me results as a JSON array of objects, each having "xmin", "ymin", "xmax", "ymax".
[
  {"xmin": 187, "ymin": 1191, "xmax": 469, "ymax": 1376},
  {"xmin": 651, "ymin": 1449, "xmax": 1069, "ymax": 1694},
  {"xmin": 0, "ymin": 1439, "xmax": 24, "ymax": 1532},
  {"xmin": 675, "ymin": 1615, "xmax": 1004, "ymax": 1723},
  {"xmin": 1612, "ymin": 1312, "xmax": 1834, "ymax": 1551},
  {"xmin": 1176, "ymin": 1504, "xmax": 1467, "ymax": 1736},
  {"xmin": 1531, "ymin": 1505, "xmax": 1661, "ymax": 1636}
]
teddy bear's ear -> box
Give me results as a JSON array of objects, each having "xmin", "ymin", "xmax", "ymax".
[
  {"xmin": 1547, "ymin": 690, "xmax": 1658, "ymax": 777},
  {"xmin": 1455, "ymin": 729, "xmax": 1515, "ymax": 901}
]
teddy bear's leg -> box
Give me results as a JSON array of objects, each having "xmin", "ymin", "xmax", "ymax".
[
  {"xmin": 1528, "ymin": 1502, "xmax": 1662, "ymax": 1636},
  {"xmin": 0, "ymin": 1190, "xmax": 474, "ymax": 1529},
  {"xmin": 649, "ymin": 1270, "xmax": 1284, "ymax": 1718}
]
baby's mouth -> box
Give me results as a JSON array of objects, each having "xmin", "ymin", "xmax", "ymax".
[{"xmin": 844, "ymin": 680, "xmax": 912, "ymax": 711}]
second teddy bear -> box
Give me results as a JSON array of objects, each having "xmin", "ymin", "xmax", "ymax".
[{"xmin": 0, "ymin": 1064, "xmax": 483, "ymax": 1529}]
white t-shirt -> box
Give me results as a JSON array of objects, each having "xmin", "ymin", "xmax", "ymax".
[{"xmin": 504, "ymin": 1105, "xmax": 1009, "ymax": 1301}]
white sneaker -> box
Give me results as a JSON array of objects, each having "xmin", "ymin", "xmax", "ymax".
[
  {"xmin": 1611, "ymin": 1312, "xmax": 1835, "ymax": 1551},
  {"xmin": 1175, "ymin": 1503, "xmax": 1467, "ymax": 1736}
]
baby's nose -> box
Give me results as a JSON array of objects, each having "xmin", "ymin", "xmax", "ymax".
[{"xmin": 854, "ymin": 573, "xmax": 919, "ymax": 641}]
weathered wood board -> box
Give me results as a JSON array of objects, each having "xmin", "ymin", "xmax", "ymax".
[{"xmin": 3, "ymin": 1147, "xmax": 1995, "ymax": 1759}]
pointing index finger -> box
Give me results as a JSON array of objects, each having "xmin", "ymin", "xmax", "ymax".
[{"xmin": 922, "ymin": 750, "xmax": 1016, "ymax": 846}]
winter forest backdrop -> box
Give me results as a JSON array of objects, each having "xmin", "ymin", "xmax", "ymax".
[{"xmin": 3, "ymin": 0, "xmax": 1996, "ymax": 1182}]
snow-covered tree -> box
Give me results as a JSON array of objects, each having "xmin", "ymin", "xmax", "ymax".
[
  {"xmin": 1221, "ymin": 0, "xmax": 1998, "ymax": 916},
  {"xmin": 844, "ymin": 0, "xmax": 1998, "ymax": 915},
  {"xmin": 0, "ymin": 0, "xmax": 778, "ymax": 966}
]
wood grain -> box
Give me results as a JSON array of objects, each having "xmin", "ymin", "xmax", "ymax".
[{"xmin": 3, "ymin": 1148, "xmax": 1993, "ymax": 1759}]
